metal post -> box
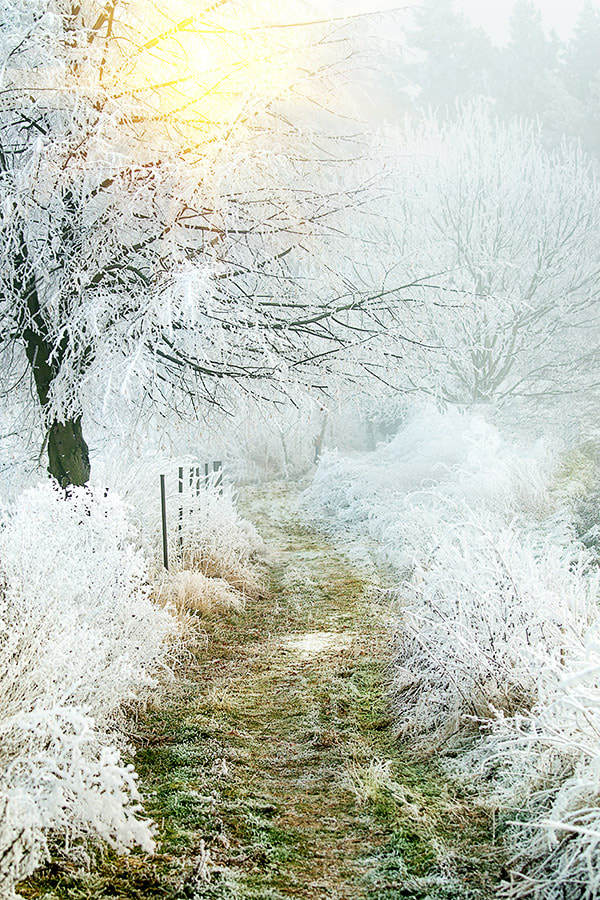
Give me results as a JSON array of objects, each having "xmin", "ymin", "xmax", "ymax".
[
  {"xmin": 160, "ymin": 474, "xmax": 169, "ymax": 571},
  {"xmin": 178, "ymin": 466, "xmax": 184, "ymax": 556}
]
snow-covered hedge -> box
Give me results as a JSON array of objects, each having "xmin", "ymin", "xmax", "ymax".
[
  {"xmin": 0, "ymin": 483, "xmax": 177, "ymax": 898},
  {"xmin": 303, "ymin": 401, "xmax": 600, "ymax": 897},
  {"xmin": 303, "ymin": 403, "xmax": 571, "ymax": 728},
  {"xmin": 489, "ymin": 626, "xmax": 600, "ymax": 899},
  {"xmin": 304, "ymin": 403, "xmax": 553, "ymax": 572}
]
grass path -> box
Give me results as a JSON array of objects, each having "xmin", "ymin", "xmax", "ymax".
[{"xmin": 22, "ymin": 483, "xmax": 501, "ymax": 900}]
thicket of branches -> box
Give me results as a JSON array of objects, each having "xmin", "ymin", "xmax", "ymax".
[{"xmin": 390, "ymin": 107, "xmax": 600, "ymax": 410}]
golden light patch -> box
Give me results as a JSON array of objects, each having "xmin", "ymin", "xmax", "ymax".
[{"xmin": 114, "ymin": 0, "xmax": 319, "ymax": 129}]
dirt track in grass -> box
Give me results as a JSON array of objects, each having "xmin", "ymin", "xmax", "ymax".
[{"xmin": 21, "ymin": 482, "xmax": 502, "ymax": 900}]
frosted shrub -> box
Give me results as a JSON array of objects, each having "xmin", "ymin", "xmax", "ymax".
[
  {"xmin": 469, "ymin": 622, "xmax": 600, "ymax": 899},
  {"xmin": 0, "ymin": 708, "xmax": 154, "ymax": 896},
  {"xmin": 0, "ymin": 482, "xmax": 177, "ymax": 896},
  {"xmin": 305, "ymin": 400, "xmax": 600, "ymax": 895},
  {"xmin": 303, "ymin": 402, "xmax": 552, "ymax": 569},
  {"xmin": 0, "ymin": 482, "xmax": 175, "ymax": 719},
  {"xmin": 393, "ymin": 525, "xmax": 598, "ymax": 743},
  {"xmin": 173, "ymin": 485, "xmax": 265, "ymax": 596},
  {"xmin": 148, "ymin": 479, "xmax": 265, "ymax": 605},
  {"xmin": 304, "ymin": 402, "xmax": 594, "ymax": 745}
]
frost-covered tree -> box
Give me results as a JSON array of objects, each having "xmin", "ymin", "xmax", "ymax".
[
  {"xmin": 401, "ymin": 0, "xmax": 600, "ymax": 155},
  {"xmin": 563, "ymin": 0, "xmax": 600, "ymax": 156},
  {"xmin": 566, "ymin": 0, "xmax": 600, "ymax": 103},
  {"xmin": 497, "ymin": 1, "xmax": 562, "ymax": 121},
  {"xmin": 0, "ymin": 0, "xmax": 404, "ymax": 488},
  {"xmin": 392, "ymin": 108, "xmax": 600, "ymax": 409},
  {"xmin": 402, "ymin": 0, "xmax": 497, "ymax": 111}
]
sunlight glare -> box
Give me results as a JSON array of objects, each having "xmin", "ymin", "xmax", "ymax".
[{"xmin": 120, "ymin": 0, "xmax": 325, "ymax": 130}]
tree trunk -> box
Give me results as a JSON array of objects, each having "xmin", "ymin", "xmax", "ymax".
[
  {"xmin": 47, "ymin": 417, "xmax": 91, "ymax": 489},
  {"xmin": 17, "ymin": 232, "xmax": 91, "ymax": 488}
]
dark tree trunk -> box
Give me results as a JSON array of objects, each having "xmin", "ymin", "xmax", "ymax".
[
  {"xmin": 17, "ymin": 231, "xmax": 91, "ymax": 488},
  {"xmin": 23, "ymin": 318, "xmax": 92, "ymax": 487},
  {"xmin": 47, "ymin": 417, "xmax": 90, "ymax": 489}
]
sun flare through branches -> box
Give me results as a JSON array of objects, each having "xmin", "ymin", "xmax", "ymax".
[{"xmin": 102, "ymin": 0, "xmax": 344, "ymax": 134}]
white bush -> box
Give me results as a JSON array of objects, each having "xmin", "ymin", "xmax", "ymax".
[
  {"xmin": 468, "ymin": 622, "xmax": 600, "ymax": 900},
  {"xmin": 394, "ymin": 525, "xmax": 598, "ymax": 742},
  {"xmin": 303, "ymin": 401, "xmax": 553, "ymax": 568},
  {"xmin": 304, "ymin": 403, "xmax": 569, "ymax": 732},
  {"xmin": 0, "ymin": 708, "xmax": 154, "ymax": 896},
  {"xmin": 0, "ymin": 482, "xmax": 177, "ymax": 897},
  {"xmin": 304, "ymin": 400, "xmax": 600, "ymax": 895},
  {"xmin": 90, "ymin": 447, "xmax": 264, "ymax": 577}
]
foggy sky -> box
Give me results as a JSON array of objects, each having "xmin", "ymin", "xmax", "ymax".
[
  {"xmin": 455, "ymin": 0, "xmax": 580, "ymax": 42},
  {"xmin": 322, "ymin": 0, "xmax": 585, "ymax": 44}
]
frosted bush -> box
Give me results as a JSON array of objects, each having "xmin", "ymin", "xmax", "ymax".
[
  {"xmin": 0, "ymin": 482, "xmax": 175, "ymax": 719},
  {"xmin": 393, "ymin": 525, "xmax": 598, "ymax": 743},
  {"xmin": 305, "ymin": 400, "xmax": 600, "ymax": 895},
  {"xmin": 171, "ymin": 484, "xmax": 264, "ymax": 588},
  {"xmin": 461, "ymin": 623, "xmax": 600, "ymax": 900},
  {"xmin": 0, "ymin": 708, "xmax": 154, "ymax": 897},
  {"xmin": 303, "ymin": 402, "xmax": 553, "ymax": 569},
  {"xmin": 303, "ymin": 404, "xmax": 572, "ymax": 744},
  {"xmin": 0, "ymin": 482, "xmax": 177, "ymax": 896},
  {"xmin": 304, "ymin": 403, "xmax": 594, "ymax": 744}
]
